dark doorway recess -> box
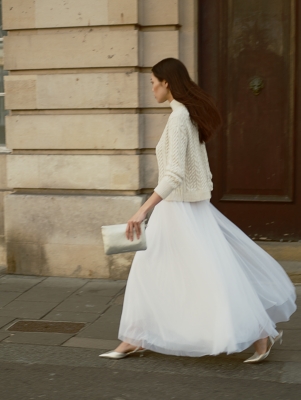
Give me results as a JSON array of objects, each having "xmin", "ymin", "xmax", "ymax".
[{"xmin": 198, "ymin": 0, "xmax": 301, "ymax": 241}]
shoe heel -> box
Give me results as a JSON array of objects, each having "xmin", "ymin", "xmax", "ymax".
[
  {"xmin": 279, "ymin": 335, "xmax": 283, "ymax": 345},
  {"xmin": 277, "ymin": 330, "xmax": 284, "ymax": 345}
]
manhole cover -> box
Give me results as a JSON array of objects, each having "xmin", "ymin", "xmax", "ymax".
[{"xmin": 8, "ymin": 320, "xmax": 86, "ymax": 334}]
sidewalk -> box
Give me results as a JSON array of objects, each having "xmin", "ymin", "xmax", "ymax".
[
  {"xmin": 0, "ymin": 271, "xmax": 301, "ymax": 399},
  {"xmin": 0, "ymin": 273, "xmax": 125, "ymax": 350}
]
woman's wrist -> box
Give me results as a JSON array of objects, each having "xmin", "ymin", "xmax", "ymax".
[
  {"xmin": 140, "ymin": 191, "xmax": 162, "ymax": 214},
  {"xmin": 140, "ymin": 202, "xmax": 152, "ymax": 215}
]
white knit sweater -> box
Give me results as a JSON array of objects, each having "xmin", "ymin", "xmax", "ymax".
[{"xmin": 154, "ymin": 99, "xmax": 213, "ymax": 202}]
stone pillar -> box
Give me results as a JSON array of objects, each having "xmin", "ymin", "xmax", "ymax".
[{"xmin": 2, "ymin": 0, "xmax": 198, "ymax": 278}]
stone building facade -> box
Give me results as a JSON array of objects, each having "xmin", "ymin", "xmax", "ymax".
[{"xmin": 0, "ymin": 0, "xmax": 198, "ymax": 278}]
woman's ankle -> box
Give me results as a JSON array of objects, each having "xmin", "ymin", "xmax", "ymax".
[
  {"xmin": 254, "ymin": 337, "xmax": 268, "ymax": 355},
  {"xmin": 115, "ymin": 342, "xmax": 143, "ymax": 353}
]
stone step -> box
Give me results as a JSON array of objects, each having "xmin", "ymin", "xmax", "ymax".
[
  {"xmin": 255, "ymin": 241, "xmax": 301, "ymax": 283},
  {"xmin": 278, "ymin": 261, "xmax": 301, "ymax": 283},
  {"xmin": 255, "ymin": 241, "xmax": 301, "ymax": 261}
]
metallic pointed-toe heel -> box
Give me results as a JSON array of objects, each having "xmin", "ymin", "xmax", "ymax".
[
  {"xmin": 275, "ymin": 330, "xmax": 283, "ymax": 345},
  {"xmin": 99, "ymin": 347, "xmax": 147, "ymax": 359},
  {"xmin": 243, "ymin": 330, "xmax": 283, "ymax": 364},
  {"xmin": 243, "ymin": 350, "xmax": 269, "ymax": 364}
]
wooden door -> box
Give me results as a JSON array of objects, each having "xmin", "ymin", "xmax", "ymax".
[{"xmin": 198, "ymin": 0, "xmax": 301, "ymax": 241}]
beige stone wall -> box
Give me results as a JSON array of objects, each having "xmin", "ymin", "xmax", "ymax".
[
  {"xmin": 0, "ymin": 150, "xmax": 11, "ymax": 266},
  {"xmin": 0, "ymin": 156, "xmax": 6, "ymax": 265},
  {"xmin": 2, "ymin": 0, "xmax": 198, "ymax": 278},
  {"xmin": 5, "ymin": 194, "xmax": 146, "ymax": 279}
]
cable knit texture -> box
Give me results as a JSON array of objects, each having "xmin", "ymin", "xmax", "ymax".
[{"xmin": 154, "ymin": 99, "xmax": 213, "ymax": 202}]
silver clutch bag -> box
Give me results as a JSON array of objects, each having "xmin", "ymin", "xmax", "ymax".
[{"xmin": 101, "ymin": 219, "xmax": 147, "ymax": 255}]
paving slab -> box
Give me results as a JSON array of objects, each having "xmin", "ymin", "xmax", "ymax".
[
  {"xmin": 0, "ymin": 275, "xmax": 45, "ymax": 292},
  {"xmin": 66, "ymin": 292, "xmax": 119, "ymax": 304},
  {"xmin": 53, "ymin": 296, "xmax": 113, "ymax": 314},
  {"xmin": 3, "ymin": 332, "xmax": 74, "ymax": 346},
  {"xmin": 77, "ymin": 305, "xmax": 122, "ymax": 340},
  {"xmin": 0, "ymin": 301, "xmax": 58, "ymax": 319},
  {"xmin": 35, "ymin": 276, "xmax": 89, "ymax": 289},
  {"xmin": 42, "ymin": 310, "xmax": 100, "ymax": 323},
  {"xmin": 266, "ymin": 349, "xmax": 301, "ymax": 363},
  {"xmin": 0, "ymin": 291, "xmax": 22, "ymax": 307},
  {"xmin": 273, "ymin": 329, "xmax": 301, "ymax": 350},
  {"xmin": 280, "ymin": 361, "xmax": 301, "ymax": 384},
  {"xmin": 14, "ymin": 287, "xmax": 77, "ymax": 303},
  {"xmin": 62, "ymin": 337, "xmax": 121, "ymax": 350},
  {"xmin": 0, "ymin": 316, "xmax": 17, "ymax": 329},
  {"xmin": 103, "ymin": 304, "xmax": 123, "ymax": 318},
  {"xmin": 0, "ymin": 332, "xmax": 11, "ymax": 342},
  {"xmin": 279, "ymin": 261, "xmax": 301, "ymax": 282},
  {"xmin": 71, "ymin": 280, "xmax": 126, "ymax": 298},
  {"xmin": 113, "ymin": 293, "xmax": 125, "ymax": 305}
]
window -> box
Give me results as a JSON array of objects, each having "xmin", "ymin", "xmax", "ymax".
[{"xmin": 0, "ymin": 0, "xmax": 8, "ymax": 145}]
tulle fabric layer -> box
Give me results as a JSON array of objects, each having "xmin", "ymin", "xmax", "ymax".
[{"xmin": 118, "ymin": 199, "xmax": 297, "ymax": 357}]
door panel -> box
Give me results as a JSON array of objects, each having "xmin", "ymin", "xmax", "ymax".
[{"xmin": 198, "ymin": 0, "xmax": 301, "ymax": 240}]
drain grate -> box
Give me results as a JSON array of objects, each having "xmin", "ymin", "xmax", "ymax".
[{"xmin": 7, "ymin": 320, "xmax": 86, "ymax": 334}]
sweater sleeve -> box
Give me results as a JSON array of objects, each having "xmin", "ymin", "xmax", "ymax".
[{"xmin": 154, "ymin": 113, "xmax": 188, "ymax": 199}]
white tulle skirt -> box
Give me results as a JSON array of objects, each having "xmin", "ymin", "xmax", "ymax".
[{"xmin": 118, "ymin": 199, "xmax": 297, "ymax": 357}]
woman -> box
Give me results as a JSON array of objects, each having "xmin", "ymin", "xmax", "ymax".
[{"xmin": 99, "ymin": 58, "xmax": 297, "ymax": 363}]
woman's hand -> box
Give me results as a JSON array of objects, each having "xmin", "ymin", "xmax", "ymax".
[
  {"xmin": 125, "ymin": 191, "xmax": 163, "ymax": 241},
  {"xmin": 126, "ymin": 209, "xmax": 147, "ymax": 241}
]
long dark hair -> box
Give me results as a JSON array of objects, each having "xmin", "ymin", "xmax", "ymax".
[{"xmin": 152, "ymin": 58, "xmax": 222, "ymax": 143}]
